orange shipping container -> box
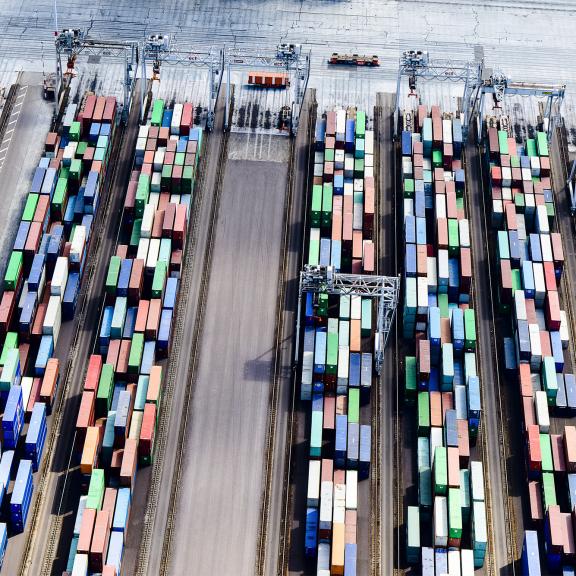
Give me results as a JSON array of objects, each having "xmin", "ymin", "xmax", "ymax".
[
  {"xmin": 519, "ymin": 364, "xmax": 533, "ymax": 398},
  {"xmin": 349, "ymin": 320, "xmax": 361, "ymax": 352},
  {"xmin": 134, "ymin": 300, "xmax": 149, "ymax": 333},
  {"xmin": 116, "ymin": 339, "xmax": 131, "ymax": 376},
  {"xmin": 146, "ymin": 365, "xmax": 163, "ymax": 405},
  {"xmin": 120, "ymin": 438, "xmax": 138, "ymax": 488},
  {"xmin": 430, "ymin": 392, "xmax": 442, "ymax": 427},
  {"xmin": 151, "ymin": 209, "xmax": 164, "ymax": 239},
  {"xmin": 332, "ymin": 196, "xmax": 343, "ymax": 241},
  {"xmin": 139, "ymin": 403, "xmax": 157, "ymax": 459},
  {"xmin": 106, "ymin": 339, "xmax": 121, "ymax": 371},
  {"xmin": 80, "ymin": 426, "xmax": 101, "ymax": 475},
  {"xmin": 331, "ymin": 522, "xmax": 345, "ymax": 575},
  {"xmin": 352, "ymin": 230, "xmax": 363, "ymax": 259},
  {"xmin": 447, "ymin": 446, "xmax": 460, "ymax": 487},
  {"xmin": 77, "ymin": 391, "xmax": 96, "ymax": 432},
  {"xmin": 40, "ymin": 357, "xmax": 60, "ymax": 410}
]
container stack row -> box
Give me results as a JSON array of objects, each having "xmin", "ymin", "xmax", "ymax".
[
  {"xmin": 401, "ymin": 105, "xmax": 486, "ymax": 572},
  {"xmin": 63, "ymin": 99, "xmax": 202, "ymax": 576},
  {"xmin": 0, "ymin": 94, "xmax": 118, "ymax": 560},
  {"xmin": 301, "ymin": 109, "xmax": 374, "ymax": 576},
  {"xmin": 484, "ymin": 119, "xmax": 576, "ymax": 572}
]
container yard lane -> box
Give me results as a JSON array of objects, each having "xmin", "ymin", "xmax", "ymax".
[
  {"xmin": 156, "ymin": 102, "xmax": 292, "ymax": 576},
  {"xmin": 466, "ymin": 136, "xmax": 514, "ymax": 573}
]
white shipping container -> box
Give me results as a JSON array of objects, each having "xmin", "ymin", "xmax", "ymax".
[
  {"xmin": 536, "ymin": 205, "xmax": 549, "ymax": 234},
  {"xmin": 535, "ymin": 390, "xmax": 550, "ymax": 432},
  {"xmin": 438, "ymin": 250, "xmax": 449, "ymax": 286},
  {"xmin": 138, "ymin": 125, "xmax": 149, "ymax": 139},
  {"xmin": 442, "ymin": 120, "xmax": 453, "ymax": 144},
  {"xmin": 344, "ymin": 182, "xmax": 354, "ymax": 196},
  {"xmin": 146, "ymin": 238, "xmax": 161, "ymax": 270},
  {"xmin": 514, "ymin": 290, "xmax": 527, "ymax": 322},
  {"xmin": 344, "ymin": 158, "xmax": 354, "ymax": 179},
  {"xmin": 455, "ymin": 385, "xmax": 468, "ymax": 420},
  {"xmin": 364, "ymin": 130, "xmax": 374, "ymax": 155},
  {"xmin": 73, "ymin": 496, "xmax": 88, "ymax": 536},
  {"xmin": 470, "ymin": 461, "xmax": 485, "ymax": 502},
  {"xmin": 351, "ymin": 296, "xmax": 362, "ymax": 320},
  {"xmin": 353, "ymin": 178, "xmax": 363, "ymax": 193},
  {"xmin": 402, "ymin": 157, "xmax": 413, "ymax": 177},
  {"xmin": 340, "ymin": 296, "xmax": 351, "ymax": 319},
  {"xmin": 435, "ymin": 193, "xmax": 447, "ymax": 219},
  {"xmin": 51, "ymin": 257, "xmax": 69, "ymax": 299},
  {"xmin": 345, "ymin": 470, "xmax": 358, "ymax": 510},
  {"xmin": 530, "ymin": 156, "xmax": 541, "ymax": 177},
  {"xmin": 151, "ymin": 172, "xmax": 162, "ymax": 193},
  {"xmin": 317, "ymin": 543, "xmax": 331, "ymax": 571},
  {"xmin": 314, "ymin": 151, "xmax": 324, "ymax": 164},
  {"xmin": 417, "ymin": 277, "xmax": 429, "ymax": 315},
  {"xmin": 135, "ymin": 137, "xmax": 147, "ymax": 158},
  {"xmin": 129, "ymin": 410, "xmax": 143, "ymax": 441},
  {"xmin": 532, "ymin": 263, "xmax": 546, "ymax": 306},
  {"xmin": 540, "ymin": 233, "xmax": 553, "ymax": 262},
  {"xmin": 334, "ymin": 150, "xmax": 345, "ymax": 170},
  {"xmin": 71, "ymin": 553, "xmax": 89, "ymax": 576},
  {"xmin": 501, "ymin": 166, "xmax": 512, "ymax": 187},
  {"xmin": 404, "ymin": 199, "xmax": 414, "ymax": 217},
  {"xmin": 460, "ymin": 549, "xmax": 475, "ymax": 576},
  {"xmin": 448, "ymin": 549, "xmax": 461, "ymax": 576},
  {"xmin": 517, "ymin": 214, "xmax": 527, "ymax": 241},
  {"xmin": 430, "ymin": 427, "xmax": 443, "ymax": 466},
  {"xmin": 458, "ymin": 219, "xmax": 470, "ymax": 249},
  {"xmin": 140, "ymin": 204, "xmax": 155, "ymax": 239},
  {"xmin": 137, "ymin": 238, "xmax": 150, "ymax": 263},
  {"xmin": 364, "ymin": 165, "xmax": 374, "ymax": 179},
  {"xmin": 502, "ymin": 187, "xmax": 512, "ymax": 202},
  {"xmin": 148, "ymin": 192, "xmax": 160, "ymax": 210},
  {"xmin": 307, "ymin": 460, "xmax": 321, "ymax": 507},
  {"xmin": 333, "ymin": 481, "xmax": 346, "ymax": 506},
  {"xmin": 301, "ymin": 351, "xmax": 313, "ymax": 398},
  {"xmin": 314, "ymin": 163, "xmax": 324, "ymax": 178},
  {"xmin": 472, "ymin": 500, "xmax": 488, "ymax": 548},
  {"xmin": 43, "ymin": 295, "xmax": 62, "ymax": 343},
  {"xmin": 332, "ymin": 501, "xmax": 345, "ymax": 524},
  {"xmin": 18, "ymin": 282, "xmax": 29, "ymax": 310},
  {"xmin": 319, "ymin": 481, "xmax": 333, "ymax": 531},
  {"xmin": 529, "ymin": 323, "xmax": 542, "ymax": 361},
  {"xmin": 364, "ymin": 154, "xmax": 374, "ymax": 168},
  {"xmin": 522, "ymin": 167, "xmax": 532, "ymax": 181},
  {"xmin": 317, "ymin": 571, "xmax": 331, "ymax": 576},
  {"xmin": 427, "ymin": 257, "xmax": 438, "ymax": 294},
  {"xmin": 339, "ymin": 322, "xmax": 349, "ymax": 347},
  {"xmin": 153, "ymin": 148, "xmax": 166, "ymax": 171},
  {"xmin": 433, "ymin": 496, "xmax": 448, "ymax": 547},
  {"xmin": 336, "ymin": 110, "xmax": 346, "ymax": 140},
  {"xmin": 21, "ymin": 376, "xmax": 33, "ymax": 412},
  {"xmin": 70, "ymin": 226, "xmax": 86, "ymax": 264},
  {"xmin": 560, "ymin": 310, "xmax": 570, "ymax": 349},
  {"xmin": 171, "ymin": 103, "xmax": 183, "ymax": 135}
]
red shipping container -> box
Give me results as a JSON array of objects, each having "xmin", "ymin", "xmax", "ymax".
[
  {"xmin": 565, "ymin": 426, "xmax": 576, "ymax": 472},
  {"xmin": 18, "ymin": 343, "xmax": 30, "ymax": 375},
  {"xmin": 546, "ymin": 506, "xmax": 564, "ymax": 554},
  {"xmin": 528, "ymin": 481, "xmax": 544, "ymax": 523},
  {"xmin": 325, "ymin": 111, "xmax": 336, "ymax": 136},
  {"xmin": 545, "ymin": 290, "xmax": 561, "ymax": 331},
  {"xmin": 0, "ymin": 291, "xmax": 15, "ymax": 335},
  {"xmin": 446, "ymin": 191, "xmax": 457, "ymax": 220},
  {"xmin": 500, "ymin": 259, "xmax": 513, "ymax": 303},
  {"xmin": 447, "ymin": 447, "xmax": 460, "ymax": 488},
  {"xmin": 106, "ymin": 339, "xmax": 121, "ymax": 371},
  {"xmin": 505, "ymin": 203, "xmax": 517, "ymax": 231},
  {"xmin": 26, "ymin": 377, "xmax": 42, "ymax": 416},
  {"xmin": 102, "ymin": 566, "xmax": 117, "ymax": 576},
  {"xmin": 162, "ymin": 203, "xmax": 176, "ymax": 238},
  {"xmin": 110, "ymin": 448, "xmax": 123, "ymax": 477},
  {"xmin": 134, "ymin": 300, "xmax": 149, "ymax": 334},
  {"xmin": 519, "ymin": 364, "xmax": 533, "ymax": 397},
  {"xmin": 151, "ymin": 209, "xmax": 164, "ymax": 239},
  {"xmin": 120, "ymin": 438, "xmax": 138, "ymax": 488},
  {"xmin": 33, "ymin": 195, "xmax": 50, "ymax": 228},
  {"xmin": 148, "ymin": 126, "xmax": 159, "ymax": 139},
  {"xmin": 525, "ymin": 298, "xmax": 537, "ymax": 325},
  {"xmin": 323, "ymin": 395, "xmax": 336, "ymax": 431},
  {"xmin": 90, "ymin": 509, "xmax": 111, "ymax": 572},
  {"xmin": 416, "ymin": 245, "xmax": 427, "ymax": 277},
  {"xmin": 460, "ymin": 248, "xmax": 472, "ymax": 294},
  {"xmin": 441, "ymin": 392, "xmax": 453, "ymax": 418},
  {"xmin": 540, "ymin": 156, "xmax": 551, "ymax": 177},
  {"xmin": 82, "ymin": 95, "xmax": 97, "ymax": 129},
  {"xmin": 491, "ymin": 165, "xmax": 502, "ymax": 185},
  {"xmin": 181, "ymin": 102, "xmax": 194, "ymax": 135},
  {"xmin": 116, "ymin": 339, "xmax": 131, "ymax": 377},
  {"xmin": 457, "ymin": 420, "xmax": 470, "ymax": 467},
  {"xmin": 430, "ymin": 392, "xmax": 442, "ymax": 427},
  {"xmin": 551, "ymin": 232, "xmax": 564, "ymax": 270},
  {"xmin": 77, "ymin": 507, "xmax": 97, "ymax": 554},
  {"xmin": 102, "ymin": 487, "xmax": 117, "ymax": 517},
  {"xmin": 139, "ymin": 403, "xmax": 157, "ymax": 460},
  {"xmin": 543, "ymin": 261, "xmax": 557, "ymax": 292},
  {"xmin": 145, "ymin": 138, "xmax": 157, "ymax": 152},
  {"xmin": 364, "ymin": 183, "xmax": 374, "ymax": 233},
  {"xmin": 321, "ymin": 458, "xmax": 333, "ymax": 482},
  {"xmin": 527, "ymin": 424, "xmax": 542, "ymax": 472},
  {"xmin": 170, "ymin": 249, "xmax": 182, "ymax": 276},
  {"xmin": 434, "ymin": 167, "xmax": 444, "ymax": 182},
  {"xmin": 172, "ymin": 204, "xmax": 187, "ymax": 250},
  {"xmin": 166, "ymin": 140, "xmax": 177, "ymax": 153},
  {"xmin": 550, "ymin": 434, "xmax": 566, "ymax": 473},
  {"xmin": 84, "ymin": 355, "xmax": 103, "ymax": 392},
  {"xmin": 103, "ymin": 97, "xmax": 117, "ymax": 124},
  {"xmin": 417, "ymin": 339, "xmax": 430, "ymax": 380},
  {"xmin": 31, "ymin": 302, "xmax": 46, "ymax": 339},
  {"xmin": 540, "ymin": 331, "xmax": 552, "ymax": 358},
  {"xmin": 115, "ymin": 245, "xmax": 128, "ymax": 260},
  {"xmin": 146, "ymin": 365, "xmax": 162, "ymax": 405},
  {"xmin": 500, "ymin": 154, "xmax": 510, "ymax": 168},
  {"xmin": 40, "ymin": 358, "xmax": 60, "ymax": 410},
  {"xmin": 352, "ymin": 231, "xmax": 362, "ymax": 259},
  {"xmin": 145, "ymin": 299, "xmax": 162, "ymax": 340},
  {"xmin": 93, "ymin": 96, "xmax": 106, "ymax": 122},
  {"xmin": 323, "ymin": 162, "xmax": 334, "ymax": 182},
  {"xmin": 432, "ymin": 118, "xmax": 442, "ymax": 146},
  {"xmin": 124, "ymin": 181, "xmax": 137, "ymax": 215},
  {"xmin": 128, "ymin": 259, "xmax": 144, "ymax": 303},
  {"xmin": 76, "ymin": 391, "xmax": 96, "ymax": 432},
  {"xmin": 562, "ymin": 512, "xmax": 576, "ymax": 556},
  {"xmin": 332, "ymin": 197, "xmax": 343, "ymax": 242},
  {"xmin": 143, "ymin": 150, "xmax": 155, "ymax": 165},
  {"xmin": 362, "ymin": 241, "xmax": 374, "ymax": 273},
  {"xmin": 436, "ymin": 218, "xmax": 448, "ymax": 249},
  {"xmin": 523, "ymin": 396, "xmax": 536, "ymax": 432}
]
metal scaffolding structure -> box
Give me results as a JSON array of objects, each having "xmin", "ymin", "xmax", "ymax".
[
  {"xmin": 394, "ymin": 50, "xmax": 483, "ymax": 141},
  {"xmin": 223, "ymin": 44, "xmax": 311, "ymax": 135},
  {"xmin": 54, "ymin": 29, "xmax": 138, "ymax": 123},
  {"xmin": 295, "ymin": 266, "xmax": 400, "ymax": 375}
]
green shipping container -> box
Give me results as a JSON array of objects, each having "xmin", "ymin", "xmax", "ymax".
[
  {"xmin": 111, "ymin": 297, "xmax": 127, "ymax": 339},
  {"xmin": 419, "ymin": 467, "xmax": 432, "ymax": 511},
  {"xmin": 497, "ymin": 130, "xmax": 509, "ymax": 155},
  {"xmin": 86, "ymin": 469, "xmax": 105, "ymax": 509},
  {"xmin": 0, "ymin": 332, "xmax": 18, "ymax": 366},
  {"xmin": 308, "ymin": 229, "xmax": 320, "ymax": 266},
  {"xmin": 497, "ymin": 231, "xmax": 510, "ymax": 260},
  {"xmin": 510, "ymin": 155, "xmax": 520, "ymax": 169},
  {"xmin": 354, "ymin": 158, "xmax": 364, "ymax": 175},
  {"xmin": 129, "ymin": 333, "xmax": 145, "ymax": 374},
  {"xmin": 511, "ymin": 269, "xmax": 522, "ymax": 294},
  {"xmin": 69, "ymin": 121, "xmax": 81, "ymax": 141},
  {"xmin": 542, "ymin": 472, "xmax": 557, "ymax": 509},
  {"xmin": 151, "ymin": 99, "xmax": 165, "ymax": 127},
  {"xmin": 348, "ymin": 388, "xmax": 360, "ymax": 423},
  {"xmin": 161, "ymin": 165, "xmax": 173, "ymax": 190},
  {"xmin": 438, "ymin": 294, "xmax": 449, "ymax": 318},
  {"xmin": 311, "ymin": 185, "xmax": 322, "ymax": 226},
  {"xmin": 317, "ymin": 294, "xmax": 328, "ymax": 317},
  {"xmin": 339, "ymin": 295, "xmax": 350, "ymax": 320},
  {"xmin": 361, "ymin": 299, "xmax": 372, "ymax": 336},
  {"xmin": 434, "ymin": 446, "xmax": 448, "ymax": 496},
  {"xmin": 405, "ymin": 356, "xmax": 417, "ymax": 403},
  {"xmin": 526, "ymin": 139, "xmax": 537, "ymax": 158},
  {"xmin": 96, "ymin": 364, "xmax": 114, "ymax": 417},
  {"xmin": 460, "ymin": 469, "xmax": 471, "ymax": 523},
  {"xmin": 355, "ymin": 111, "xmax": 366, "ymax": 138},
  {"xmin": 432, "ymin": 149, "xmax": 443, "ymax": 168},
  {"xmin": 326, "ymin": 318, "xmax": 338, "ymax": 375},
  {"xmin": 324, "ymin": 148, "xmax": 335, "ymax": 163},
  {"xmin": 322, "ymin": 184, "xmax": 333, "ymax": 226},
  {"xmin": 158, "ymin": 239, "xmax": 172, "ymax": 265},
  {"xmin": 136, "ymin": 174, "xmax": 150, "ymax": 218},
  {"xmin": 448, "ymin": 219, "xmax": 459, "ymax": 256},
  {"xmin": 134, "ymin": 375, "xmax": 149, "ymax": 411},
  {"xmin": 4, "ymin": 251, "xmax": 23, "ymax": 291},
  {"xmin": 542, "ymin": 356, "xmax": 558, "ymax": 404},
  {"xmin": 448, "ymin": 487, "xmax": 462, "ymax": 539},
  {"xmin": 151, "ymin": 261, "xmax": 167, "ymax": 299},
  {"xmin": 70, "ymin": 158, "xmax": 82, "ymax": 181},
  {"xmin": 464, "ymin": 308, "xmax": 476, "ymax": 351},
  {"xmin": 540, "ymin": 433, "xmax": 554, "ymax": 473},
  {"xmin": 130, "ymin": 219, "xmax": 142, "ymax": 249},
  {"xmin": 182, "ymin": 166, "xmax": 194, "ymax": 193},
  {"xmin": 175, "ymin": 152, "xmax": 185, "ymax": 166},
  {"xmin": 406, "ymin": 506, "xmax": 420, "ymax": 564},
  {"xmin": 52, "ymin": 177, "xmax": 68, "ymax": 213},
  {"xmin": 310, "ymin": 410, "xmax": 322, "ymax": 457},
  {"xmin": 22, "ymin": 194, "xmax": 39, "ymax": 221},
  {"xmin": 536, "ymin": 132, "xmax": 549, "ymax": 157},
  {"xmin": 404, "ymin": 179, "xmax": 414, "ymax": 199},
  {"xmin": 106, "ymin": 256, "xmax": 121, "ymax": 295},
  {"xmin": 418, "ymin": 392, "xmax": 430, "ymax": 436},
  {"xmin": 76, "ymin": 141, "xmax": 88, "ymax": 157}
]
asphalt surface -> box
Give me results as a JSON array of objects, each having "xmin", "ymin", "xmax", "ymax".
[
  {"xmin": 17, "ymin": 82, "xmax": 143, "ymax": 576},
  {"xmin": 163, "ymin": 138, "xmax": 289, "ymax": 576},
  {"xmin": 466, "ymin": 138, "xmax": 513, "ymax": 574}
]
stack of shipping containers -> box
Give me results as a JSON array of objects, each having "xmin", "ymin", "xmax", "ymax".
[
  {"xmin": 485, "ymin": 119, "xmax": 576, "ymax": 572},
  {"xmin": 302, "ymin": 108, "xmax": 374, "ymax": 576},
  {"xmin": 64, "ymin": 99, "xmax": 201, "ymax": 576},
  {"xmin": 0, "ymin": 94, "xmax": 118, "ymax": 559},
  {"xmin": 400, "ymin": 105, "xmax": 486, "ymax": 574}
]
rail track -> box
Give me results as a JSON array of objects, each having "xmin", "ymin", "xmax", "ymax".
[
  {"xmin": 152, "ymin": 93, "xmax": 231, "ymax": 576},
  {"xmin": 25, "ymin": 82, "xmax": 142, "ymax": 576}
]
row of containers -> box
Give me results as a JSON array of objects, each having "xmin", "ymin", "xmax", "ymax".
[
  {"xmin": 301, "ymin": 108, "xmax": 374, "ymax": 576},
  {"xmin": 0, "ymin": 94, "xmax": 119, "ymax": 565},
  {"xmin": 400, "ymin": 105, "xmax": 487, "ymax": 574},
  {"xmin": 63, "ymin": 99, "xmax": 202, "ymax": 576},
  {"xmin": 483, "ymin": 118, "xmax": 576, "ymax": 574}
]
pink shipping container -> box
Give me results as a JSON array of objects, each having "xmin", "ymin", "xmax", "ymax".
[
  {"xmin": 545, "ymin": 290, "xmax": 561, "ymax": 331},
  {"xmin": 550, "ymin": 434, "xmax": 566, "ymax": 473},
  {"xmin": 332, "ymin": 196, "xmax": 343, "ymax": 241},
  {"xmin": 527, "ymin": 424, "xmax": 542, "ymax": 472},
  {"xmin": 565, "ymin": 426, "xmax": 576, "ymax": 472},
  {"xmin": 528, "ymin": 481, "xmax": 544, "ymax": 523}
]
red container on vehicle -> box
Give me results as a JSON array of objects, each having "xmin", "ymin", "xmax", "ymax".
[
  {"xmin": 139, "ymin": 403, "xmax": 157, "ymax": 461},
  {"xmin": 145, "ymin": 299, "xmax": 161, "ymax": 340},
  {"xmin": 76, "ymin": 391, "xmax": 96, "ymax": 434},
  {"xmin": 89, "ymin": 509, "xmax": 111, "ymax": 572},
  {"xmin": 26, "ymin": 377, "xmax": 42, "ymax": 416},
  {"xmin": 124, "ymin": 180, "xmax": 137, "ymax": 217},
  {"xmin": 457, "ymin": 419, "xmax": 470, "ymax": 467},
  {"xmin": 120, "ymin": 438, "xmax": 138, "ymax": 488},
  {"xmin": 545, "ymin": 290, "xmax": 561, "ymax": 331},
  {"xmin": 106, "ymin": 339, "xmax": 121, "ymax": 371},
  {"xmin": 84, "ymin": 355, "xmax": 103, "ymax": 392},
  {"xmin": 40, "ymin": 358, "xmax": 60, "ymax": 411},
  {"xmin": 527, "ymin": 424, "xmax": 542, "ymax": 472},
  {"xmin": 565, "ymin": 426, "xmax": 576, "ymax": 472},
  {"xmin": 528, "ymin": 480, "xmax": 544, "ymax": 523},
  {"xmin": 77, "ymin": 507, "xmax": 97, "ymax": 554}
]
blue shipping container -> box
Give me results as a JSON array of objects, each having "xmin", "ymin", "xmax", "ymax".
[
  {"xmin": 10, "ymin": 459, "xmax": 33, "ymax": 533},
  {"xmin": 25, "ymin": 402, "xmax": 47, "ymax": 471},
  {"xmin": 35, "ymin": 335, "xmax": 54, "ymax": 376}
]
